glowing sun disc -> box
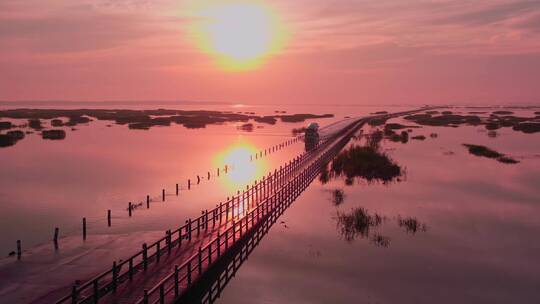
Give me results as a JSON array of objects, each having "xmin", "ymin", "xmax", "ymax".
[{"xmin": 188, "ymin": 1, "xmax": 287, "ymax": 70}]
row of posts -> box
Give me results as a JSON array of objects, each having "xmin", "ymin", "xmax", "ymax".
[
  {"xmin": 250, "ymin": 137, "xmax": 299, "ymax": 162},
  {"xmin": 141, "ymin": 129, "xmax": 343, "ymax": 303},
  {"xmin": 60, "ymin": 120, "xmax": 360, "ymax": 303}
]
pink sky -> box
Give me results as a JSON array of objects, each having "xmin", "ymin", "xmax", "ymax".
[{"xmin": 1, "ymin": 0, "xmax": 540, "ymax": 105}]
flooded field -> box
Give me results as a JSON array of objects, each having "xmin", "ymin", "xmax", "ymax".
[
  {"xmin": 213, "ymin": 108, "xmax": 540, "ymax": 304},
  {"xmin": 1, "ymin": 104, "xmax": 539, "ymax": 303}
]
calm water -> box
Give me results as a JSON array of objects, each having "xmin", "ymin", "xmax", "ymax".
[
  {"xmin": 216, "ymin": 109, "xmax": 540, "ymax": 304},
  {"xmin": 1, "ymin": 104, "xmax": 539, "ymax": 303},
  {"xmin": 0, "ymin": 103, "xmax": 397, "ymax": 254}
]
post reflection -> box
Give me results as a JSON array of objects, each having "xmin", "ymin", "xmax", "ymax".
[
  {"xmin": 178, "ymin": 188, "xmax": 286, "ymax": 304},
  {"xmin": 213, "ymin": 138, "xmax": 269, "ymax": 192}
]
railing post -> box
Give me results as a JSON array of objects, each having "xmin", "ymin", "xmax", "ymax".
[
  {"xmin": 217, "ymin": 232, "xmax": 221, "ymax": 257},
  {"xmin": 179, "ymin": 227, "xmax": 183, "ymax": 247},
  {"xmin": 233, "ymin": 220, "xmax": 236, "ymax": 242},
  {"xmin": 71, "ymin": 285, "xmax": 78, "ymax": 304},
  {"xmin": 143, "ymin": 243, "xmax": 148, "ymax": 271},
  {"xmin": 143, "ymin": 290, "xmax": 149, "ymax": 304},
  {"xmin": 129, "ymin": 258, "xmax": 133, "ymax": 281},
  {"xmin": 205, "ymin": 210, "xmax": 209, "ymax": 231},
  {"xmin": 187, "ymin": 262, "xmax": 192, "ymax": 286},
  {"xmin": 188, "ymin": 219, "xmax": 192, "ymax": 241},
  {"xmin": 156, "ymin": 241, "xmax": 161, "ymax": 262},
  {"xmin": 198, "ymin": 246, "xmax": 202, "ymax": 274},
  {"xmin": 93, "ymin": 279, "xmax": 99, "ymax": 303},
  {"xmin": 112, "ymin": 261, "xmax": 117, "ymax": 291},
  {"xmin": 208, "ymin": 243, "xmax": 212, "ymax": 265},
  {"xmin": 174, "ymin": 264, "xmax": 179, "ymax": 297},
  {"xmin": 167, "ymin": 230, "xmax": 172, "ymax": 254}
]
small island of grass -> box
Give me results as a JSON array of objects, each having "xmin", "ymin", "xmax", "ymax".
[{"xmin": 463, "ymin": 144, "xmax": 519, "ymax": 164}]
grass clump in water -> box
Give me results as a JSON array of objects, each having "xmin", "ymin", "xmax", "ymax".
[
  {"xmin": 331, "ymin": 189, "xmax": 345, "ymax": 206},
  {"xmin": 463, "ymin": 144, "xmax": 519, "ymax": 164},
  {"xmin": 397, "ymin": 216, "xmax": 427, "ymax": 234},
  {"xmin": 331, "ymin": 145, "xmax": 402, "ymax": 184},
  {"xmin": 336, "ymin": 207, "xmax": 383, "ymax": 242}
]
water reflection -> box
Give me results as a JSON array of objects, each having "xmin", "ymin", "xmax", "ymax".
[
  {"xmin": 335, "ymin": 207, "xmax": 427, "ymax": 247},
  {"xmin": 178, "ymin": 186, "xmax": 286, "ymax": 304},
  {"xmin": 319, "ymin": 143, "xmax": 403, "ymax": 186},
  {"xmin": 213, "ymin": 138, "xmax": 269, "ymax": 192}
]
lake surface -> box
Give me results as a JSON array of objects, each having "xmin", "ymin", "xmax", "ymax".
[
  {"xmin": 216, "ymin": 108, "xmax": 540, "ymax": 304},
  {"xmin": 1, "ymin": 104, "xmax": 539, "ymax": 303}
]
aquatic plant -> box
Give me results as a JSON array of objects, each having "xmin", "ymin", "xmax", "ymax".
[
  {"xmin": 336, "ymin": 207, "xmax": 383, "ymax": 242},
  {"xmin": 463, "ymin": 144, "xmax": 519, "ymax": 164},
  {"xmin": 371, "ymin": 234, "xmax": 391, "ymax": 247},
  {"xmin": 331, "ymin": 189, "xmax": 345, "ymax": 206},
  {"xmin": 0, "ymin": 121, "xmax": 12, "ymax": 130},
  {"xmin": 0, "ymin": 134, "xmax": 16, "ymax": 147},
  {"xmin": 42, "ymin": 129, "xmax": 66, "ymax": 140},
  {"xmin": 397, "ymin": 216, "xmax": 427, "ymax": 234},
  {"xmin": 319, "ymin": 163, "xmax": 330, "ymax": 184},
  {"xmin": 331, "ymin": 145, "xmax": 403, "ymax": 184}
]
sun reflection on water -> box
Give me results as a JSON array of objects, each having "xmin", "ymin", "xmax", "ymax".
[{"xmin": 213, "ymin": 139, "xmax": 268, "ymax": 192}]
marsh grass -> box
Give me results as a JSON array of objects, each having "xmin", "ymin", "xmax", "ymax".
[
  {"xmin": 331, "ymin": 145, "xmax": 403, "ymax": 184},
  {"xmin": 397, "ymin": 216, "xmax": 427, "ymax": 234},
  {"xmin": 463, "ymin": 144, "xmax": 519, "ymax": 164},
  {"xmin": 336, "ymin": 207, "xmax": 383, "ymax": 242},
  {"xmin": 330, "ymin": 189, "xmax": 345, "ymax": 206}
]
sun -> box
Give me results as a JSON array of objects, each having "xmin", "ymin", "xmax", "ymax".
[{"xmin": 188, "ymin": 1, "xmax": 287, "ymax": 71}]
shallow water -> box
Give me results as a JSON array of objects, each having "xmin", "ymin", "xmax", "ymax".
[
  {"xmin": 214, "ymin": 109, "xmax": 540, "ymax": 304},
  {"xmin": 0, "ymin": 104, "xmax": 397, "ymax": 254},
  {"xmin": 1, "ymin": 104, "xmax": 539, "ymax": 303}
]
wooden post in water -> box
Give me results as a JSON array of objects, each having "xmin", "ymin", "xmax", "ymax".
[
  {"xmin": 176, "ymin": 183, "xmax": 179, "ymax": 195},
  {"xmin": 83, "ymin": 217, "xmax": 87, "ymax": 240},
  {"xmin": 128, "ymin": 202, "xmax": 132, "ymax": 217},
  {"xmin": 162, "ymin": 189, "xmax": 165, "ymax": 201},
  {"xmin": 188, "ymin": 179, "xmax": 191, "ymax": 189},
  {"xmin": 107, "ymin": 210, "xmax": 111, "ymax": 227},
  {"xmin": 207, "ymin": 171, "xmax": 210, "ymax": 180},
  {"xmin": 147, "ymin": 195, "xmax": 150, "ymax": 208},
  {"xmin": 16, "ymin": 240, "xmax": 21, "ymax": 260},
  {"xmin": 225, "ymin": 165, "xmax": 228, "ymax": 173},
  {"xmin": 217, "ymin": 167, "xmax": 220, "ymax": 176},
  {"xmin": 54, "ymin": 227, "xmax": 59, "ymax": 249},
  {"xmin": 197, "ymin": 175, "xmax": 201, "ymax": 184}
]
